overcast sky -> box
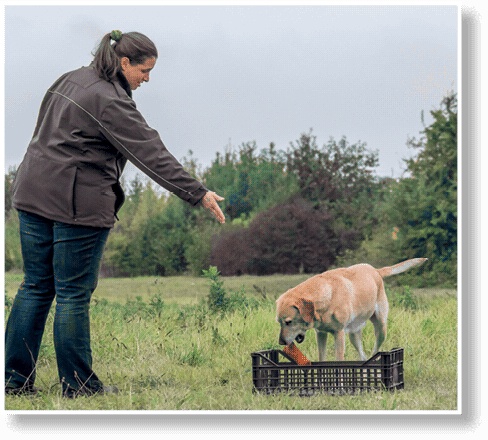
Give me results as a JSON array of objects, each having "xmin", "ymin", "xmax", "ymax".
[{"xmin": 3, "ymin": 4, "xmax": 458, "ymax": 179}]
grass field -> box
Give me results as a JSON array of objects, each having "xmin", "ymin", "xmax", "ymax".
[{"xmin": 4, "ymin": 272, "xmax": 458, "ymax": 411}]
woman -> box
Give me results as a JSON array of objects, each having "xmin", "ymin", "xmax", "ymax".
[{"xmin": 5, "ymin": 30, "xmax": 225, "ymax": 398}]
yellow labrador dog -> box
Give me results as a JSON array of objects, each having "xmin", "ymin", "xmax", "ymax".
[{"xmin": 276, "ymin": 258, "xmax": 427, "ymax": 361}]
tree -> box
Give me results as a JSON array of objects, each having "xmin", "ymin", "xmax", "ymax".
[
  {"xmin": 102, "ymin": 177, "xmax": 167, "ymax": 276},
  {"xmin": 207, "ymin": 132, "xmax": 382, "ymax": 276},
  {"xmin": 286, "ymin": 131, "xmax": 380, "ymax": 241},
  {"xmin": 203, "ymin": 141, "xmax": 298, "ymax": 221},
  {"xmin": 384, "ymin": 93, "xmax": 457, "ymax": 285},
  {"xmin": 4, "ymin": 167, "xmax": 17, "ymax": 218},
  {"xmin": 4, "ymin": 167, "xmax": 23, "ymax": 271},
  {"xmin": 210, "ymin": 196, "xmax": 359, "ymax": 276}
]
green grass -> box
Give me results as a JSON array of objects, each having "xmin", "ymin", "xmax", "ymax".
[
  {"xmin": 4, "ymin": 272, "xmax": 458, "ymax": 411},
  {"xmin": 4, "ymin": 272, "xmax": 311, "ymax": 305}
]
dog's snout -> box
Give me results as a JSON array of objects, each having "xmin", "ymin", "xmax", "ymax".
[{"xmin": 279, "ymin": 335, "xmax": 287, "ymax": 345}]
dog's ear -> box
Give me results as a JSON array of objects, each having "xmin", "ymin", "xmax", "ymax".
[{"xmin": 295, "ymin": 298, "xmax": 315, "ymax": 324}]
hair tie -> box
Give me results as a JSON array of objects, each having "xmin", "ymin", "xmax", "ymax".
[{"xmin": 110, "ymin": 30, "xmax": 123, "ymax": 42}]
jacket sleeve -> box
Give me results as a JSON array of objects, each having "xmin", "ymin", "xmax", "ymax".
[{"xmin": 99, "ymin": 97, "xmax": 208, "ymax": 206}]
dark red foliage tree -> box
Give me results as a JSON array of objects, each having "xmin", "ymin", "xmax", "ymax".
[{"xmin": 210, "ymin": 197, "xmax": 361, "ymax": 276}]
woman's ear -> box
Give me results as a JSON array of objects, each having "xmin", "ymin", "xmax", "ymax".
[{"xmin": 119, "ymin": 57, "xmax": 130, "ymax": 71}]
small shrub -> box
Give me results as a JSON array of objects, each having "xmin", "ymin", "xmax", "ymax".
[
  {"xmin": 203, "ymin": 266, "xmax": 229, "ymax": 314},
  {"xmin": 390, "ymin": 285, "xmax": 421, "ymax": 311},
  {"xmin": 5, "ymin": 293, "xmax": 13, "ymax": 311},
  {"xmin": 149, "ymin": 294, "xmax": 165, "ymax": 317},
  {"xmin": 227, "ymin": 287, "xmax": 260, "ymax": 312},
  {"xmin": 179, "ymin": 344, "xmax": 206, "ymax": 366},
  {"xmin": 123, "ymin": 296, "xmax": 150, "ymax": 320},
  {"xmin": 202, "ymin": 266, "xmax": 262, "ymax": 316}
]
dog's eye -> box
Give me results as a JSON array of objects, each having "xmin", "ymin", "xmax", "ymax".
[{"xmin": 285, "ymin": 320, "xmax": 292, "ymax": 326}]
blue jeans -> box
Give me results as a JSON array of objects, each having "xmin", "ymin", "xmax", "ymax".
[{"xmin": 5, "ymin": 210, "xmax": 110, "ymax": 396}]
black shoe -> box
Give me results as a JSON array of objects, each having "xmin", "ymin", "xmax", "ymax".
[{"xmin": 5, "ymin": 385, "xmax": 40, "ymax": 396}]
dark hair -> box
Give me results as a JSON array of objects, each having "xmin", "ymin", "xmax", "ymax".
[{"xmin": 92, "ymin": 31, "xmax": 158, "ymax": 81}]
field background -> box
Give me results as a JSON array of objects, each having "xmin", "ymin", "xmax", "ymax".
[{"xmin": 4, "ymin": 272, "xmax": 458, "ymax": 411}]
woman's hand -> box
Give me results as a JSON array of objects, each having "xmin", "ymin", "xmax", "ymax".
[{"xmin": 201, "ymin": 191, "xmax": 226, "ymax": 224}]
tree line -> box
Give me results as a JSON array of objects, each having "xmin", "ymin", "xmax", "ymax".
[{"xmin": 4, "ymin": 94, "xmax": 457, "ymax": 286}]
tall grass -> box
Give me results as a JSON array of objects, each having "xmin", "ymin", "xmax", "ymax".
[{"xmin": 4, "ymin": 272, "xmax": 457, "ymax": 411}]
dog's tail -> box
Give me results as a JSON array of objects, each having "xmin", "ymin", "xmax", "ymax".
[{"xmin": 377, "ymin": 258, "xmax": 428, "ymax": 278}]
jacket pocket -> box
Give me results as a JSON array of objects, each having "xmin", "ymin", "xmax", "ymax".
[{"xmin": 12, "ymin": 152, "xmax": 78, "ymax": 221}]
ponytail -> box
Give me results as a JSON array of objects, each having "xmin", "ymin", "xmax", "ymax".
[
  {"xmin": 92, "ymin": 30, "xmax": 158, "ymax": 82},
  {"xmin": 92, "ymin": 33, "xmax": 120, "ymax": 82}
]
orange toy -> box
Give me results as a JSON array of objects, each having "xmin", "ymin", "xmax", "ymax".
[{"xmin": 283, "ymin": 343, "xmax": 311, "ymax": 366}]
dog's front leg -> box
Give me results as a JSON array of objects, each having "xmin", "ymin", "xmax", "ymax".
[
  {"xmin": 315, "ymin": 330, "xmax": 328, "ymax": 361},
  {"xmin": 334, "ymin": 330, "xmax": 346, "ymax": 360}
]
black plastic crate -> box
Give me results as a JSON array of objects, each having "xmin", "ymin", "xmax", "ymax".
[{"xmin": 251, "ymin": 347, "xmax": 404, "ymax": 396}]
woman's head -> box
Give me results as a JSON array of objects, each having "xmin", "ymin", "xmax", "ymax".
[{"xmin": 92, "ymin": 30, "xmax": 158, "ymax": 90}]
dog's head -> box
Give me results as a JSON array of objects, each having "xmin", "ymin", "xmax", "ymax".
[{"xmin": 276, "ymin": 294, "xmax": 315, "ymax": 346}]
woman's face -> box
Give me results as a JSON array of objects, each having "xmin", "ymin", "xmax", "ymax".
[{"xmin": 120, "ymin": 56, "xmax": 157, "ymax": 90}]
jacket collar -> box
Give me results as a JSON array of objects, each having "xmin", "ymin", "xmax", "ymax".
[
  {"xmin": 87, "ymin": 63, "xmax": 133, "ymax": 98},
  {"xmin": 116, "ymin": 71, "xmax": 132, "ymax": 98}
]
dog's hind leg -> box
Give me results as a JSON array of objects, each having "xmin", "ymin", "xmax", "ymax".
[
  {"xmin": 370, "ymin": 302, "xmax": 388, "ymax": 355},
  {"xmin": 315, "ymin": 330, "xmax": 328, "ymax": 361},
  {"xmin": 369, "ymin": 283, "xmax": 389, "ymax": 356},
  {"xmin": 349, "ymin": 330, "xmax": 367, "ymax": 361}
]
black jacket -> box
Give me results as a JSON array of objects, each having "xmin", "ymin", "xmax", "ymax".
[{"xmin": 12, "ymin": 65, "xmax": 208, "ymax": 228}]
